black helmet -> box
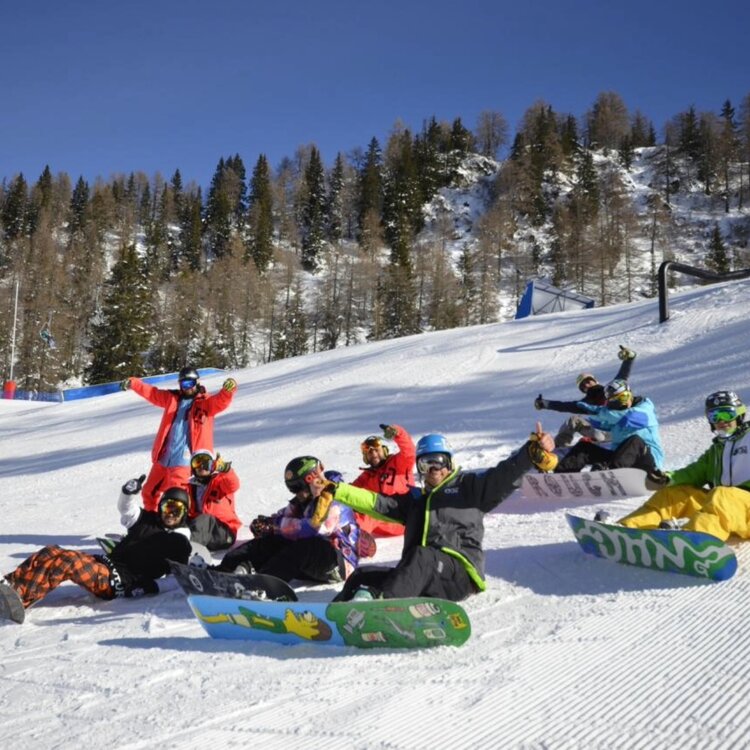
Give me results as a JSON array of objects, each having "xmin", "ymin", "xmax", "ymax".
[
  {"xmin": 284, "ymin": 456, "xmax": 322, "ymax": 493},
  {"xmin": 705, "ymin": 391, "xmax": 746, "ymax": 427},
  {"xmin": 178, "ymin": 366, "xmax": 200, "ymax": 382},
  {"xmin": 158, "ymin": 487, "xmax": 189, "ymax": 524},
  {"xmin": 705, "ymin": 391, "xmax": 743, "ymax": 411}
]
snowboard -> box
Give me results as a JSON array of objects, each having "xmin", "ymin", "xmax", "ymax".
[
  {"xmin": 566, "ymin": 513, "xmax": 737, "ymax": 581},
  {"xmin": 520, "ymin": 468, "xmax": 649, "ymax": 501},
  {"xmin": 0, "ymin": 582, "xmax": 25, "ymax": 624},
  {"xmin": 169, "ymin": 560, "xmax": 298, "ymax": 602},
  {"xmin": 187, "ymin": 594, "xmax": 471, "ymax": 649}
]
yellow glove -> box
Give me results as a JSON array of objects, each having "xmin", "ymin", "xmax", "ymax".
[
  {"xmin": 310, "ymin": 483, "xmax": 337, "ymax": 528},
  {"xmin": 222, "ymin": 378, "xmax": 237, "ymax": 393},
  {"xmin": 528, "ymin": 432, "xmax": 558, "ymax": 472}
]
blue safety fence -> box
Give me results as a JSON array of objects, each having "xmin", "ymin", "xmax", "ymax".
[{"xmin": 3, "ymin": 368, "xmax": 225, "ymax": 403}]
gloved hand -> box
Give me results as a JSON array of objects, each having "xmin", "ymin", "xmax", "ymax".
[
  {"xmin": 222, "ymin": 378, "xmax": 237, "ymax": 393},
  {"xmin": 120, "ymin": 378, "xmax": 131, "ymax": 391},
  {"xmin": 214, "ymin": 455, "xmax": 231, "ymax": 473},
  {"xmin": 250, "ymin": 515, "xmax": 276, "ymax": 538},
  {"xmin": 310, "ymin": 483, "xmax": 337, "ymax": 528},
  {"xmin": 645, "ymin": 469, "xmax": 670, "ymax": 491},
  {"xmin": 618, "ymin": 345, "xmax": 636, "ymax": 361},
  {"xmin": 527, "ymin": 423, "xmax": 558, "ymax": 472},
  {"xmin": 534, "ymin": 394, "xmax": 549, "ymax": 410},
  {"xmin": 122, "ymin": 474, "xmax": 146, "ymax": 495},
  {"xmin": 379, "ymin": 423, "xmax": 398, "ymax": 440}
]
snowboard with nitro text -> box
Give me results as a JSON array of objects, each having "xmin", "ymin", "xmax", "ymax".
[
  {"xmin": 520, "ymin": 468, "xmax": 649, "ymax": 501},
  {"xmin": 566, "ymin": 513, "xmax": 737, "ymax": 581},
  {"xmin": 187, "ymin": 594, "xmax": 471, "ymax": 649},
  {"xmin": 169, "ymin": 561, "xmax": 298, "ymax": 602}
]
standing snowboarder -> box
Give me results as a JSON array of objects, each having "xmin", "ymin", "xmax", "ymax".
[{"xmin": 121, "ymin": 367, "xmax": 237, "ymax": 510}]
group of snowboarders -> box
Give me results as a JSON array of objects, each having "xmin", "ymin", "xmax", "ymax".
[{"xmin": 3, "ymin": 356, "xmax": 750, "ymax": 623}]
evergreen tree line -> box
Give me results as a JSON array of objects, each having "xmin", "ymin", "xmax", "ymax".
[{"xmin": 1, "ymin": 92, "xmax": 749, "ymax": 392}]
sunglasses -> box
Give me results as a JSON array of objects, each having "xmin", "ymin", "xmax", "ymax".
[
  {"xmin": 180, "ymin": 378, "xmax": 198, "ymax": 390},
  {"xmin": 160, "ymin": 499, "xmax": 187, "ymax": 519},
  {"xmin": 417, "ymin": 453, "xmax": 450, "ymax": 473},
  {"xmin": 707, "ymin": 406, "xmax": 739, "ymax": 424},
  {"xmin": 191, "ymin": 454, "xmax": 214, "ymax": 471}
]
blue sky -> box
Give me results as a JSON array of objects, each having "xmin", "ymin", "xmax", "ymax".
[{"xmin": 2, "ymin": 1, "xmax": 748, "ymax": 190}]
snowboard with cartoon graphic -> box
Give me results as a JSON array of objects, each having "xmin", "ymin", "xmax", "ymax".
[{"xmin": 187, "ymin": 594, "xmax": 471, "ymax": 649}]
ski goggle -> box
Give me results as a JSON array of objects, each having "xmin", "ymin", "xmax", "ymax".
[
  {"xmin": 180, "ymin": 378, "xmax": 198, "ymax": 390},
  {"xmin": 417, "ymin": 453, "xmax": 450, "ymax": 474},
  {"xmin": 361, "ymin": 436, "xmax": 384, "ymax": 451},
  {"xmin": 191, "ymin": 453, "xmax": 214, "ymax": 472},
  {"xmin": 160, "ymin": 499, "xmax": 187, "ymax": 520},
  {"xmin": 707, "ymin": 406, "xmax": 741, "ymax": 424},
  {"xmin": 287, "ymin": 461, "xmax": 325, "ymax": 493}
]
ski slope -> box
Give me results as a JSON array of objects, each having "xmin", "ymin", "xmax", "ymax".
[{"xmin": 1, "ymin": 280, "xmax": 749, "ymax": 749}]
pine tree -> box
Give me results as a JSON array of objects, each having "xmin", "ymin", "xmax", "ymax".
[
  {"xmin": 248, "ymin": 154, "xmax": 274, "ymax": 271},
  {"xmin": 717, "ymin": 100, "xmax": 739, "ymax": 212},
  {"xmin": 705, "ymin": 224, "xmax": 730, "ymax": 273},
  {"xmin": 2, "ymin": 173, "xmax": 29, "ymax": 242},
  {"xmin": 357, "ymin": 137, "xmax": 383, "ymax": 246},
  {"xmin": 326, "ymin": 153, "xmax": 345, "ymax": 243},
  {"xmin": 300, "ymin": 146, "xmax": 326, "ymax": 271},
  {"xmin": 85, "ymin": 244, "xmax": 153, "ymax": 383},
  {"xmin": 69, "ymin": 177, "xmax": 90, "ymax": 237}
]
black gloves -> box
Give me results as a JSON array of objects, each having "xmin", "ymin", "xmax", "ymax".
[
  {"xmin": 250, "ymin": 515, "xmax": 276, "ymax": 538},
  {"xmin": 618, "ymin": 345, "xmax": 636, "ymax": 361},
  {"xmin": 645, "ymin": 469, "xmax": 670, "ymax": 491},
  {"xmin": 534, "ymin": 394, "xmax": 549, "ymax": 410},
  {"xmin": 122, "ymin": 474, "xmax": 146, "ymax": 495}
]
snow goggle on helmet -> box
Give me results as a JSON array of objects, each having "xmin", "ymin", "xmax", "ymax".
[
  {"xmin": 416, "ymin": 452, "xmax": 451, "ymax": 474},
  {"xmin": 191, "ymin": 452, "xmax": 215, "ymax": 472},
  {"xmin": 159, "ymin": 498, "xmax": 188, "ymax": 522},
  {"xmin": 706, "ymin": 406, "xmax": 746, "ymax": 425},
  {"xmin": 361, "ymin": 436, "xmax": 389, "ymax": 462},
  {"xmin": 180, "ymin": 378, "xmax": 198, "ymax": 390}
]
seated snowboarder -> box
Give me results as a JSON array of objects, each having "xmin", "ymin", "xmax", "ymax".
[
  {"xmin": 215, "ymin": 457, "xmax": 365, "ymax": 585},
  {"xmin": 615, "ymin": 390, "xmax": 750, "ymax": 540},
  {"xmin": 0, "ymin": 479, "xmax": 192, "ymax": 619},
  {"xmin": 545, "ymin": 379, "xmax": 664, "ymax": 474},
  {"xmin": 185, "ymin": 449, "xmax": 243, "ymax": 550},
  {"xmin": 310, "ymin": 426, "xmax": 557, "ymax": 602},
  {"xmin": 535, "ymin": 345, "xmax": 636, "ymax": 448},
  {"xmin": 350, "ymin": 423, "xmax": 416, "ymax": 537}
]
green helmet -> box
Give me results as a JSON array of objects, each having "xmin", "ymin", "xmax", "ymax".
[{"xmin": 284, "ymin": 456, "xmax": 322, "ymax": 493}]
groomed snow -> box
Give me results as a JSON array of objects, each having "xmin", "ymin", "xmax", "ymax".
[{"xmin": 2, "ymin": 279, "xmax": 749, "ymax": 749}]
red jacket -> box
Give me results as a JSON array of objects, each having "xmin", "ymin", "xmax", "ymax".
[
  {"xmin": 187, "ymin": 468, "xmax": 242, "ymax": 536},
  {"xmin": 130, "ymin": 379, "xmax": 234, "ymax": 463},
  {"xmin": 352, "ymin": 424, "xmax": 415, "ymax": 536}
]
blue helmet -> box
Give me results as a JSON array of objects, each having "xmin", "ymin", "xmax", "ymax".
[
  {"xmin": 416, "ymin": 434, "xmax": 454, "ymax": 474},
  {"xmin": 416, "ymin": 434, "xmax": 453, "ymax": 458}
]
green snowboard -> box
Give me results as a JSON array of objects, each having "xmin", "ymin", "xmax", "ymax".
[
  {"xmin": 187, "ymin": 594, "xmax": 471, "ymax": 649},
  {"xmin": 566, "ymin": 513, "xmax": 737, "ymax": 581}
]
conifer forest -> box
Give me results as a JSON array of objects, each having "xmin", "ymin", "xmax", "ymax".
[{"xmin": 1, "ymin": 91, "xmax": 749, "ymax": 393}]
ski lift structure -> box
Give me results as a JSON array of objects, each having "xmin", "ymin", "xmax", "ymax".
[{"xmin": 515, "ymin": 278, "xmax": 595, "ymax": 319}]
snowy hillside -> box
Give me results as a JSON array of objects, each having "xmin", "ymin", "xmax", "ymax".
[{"xmin": 2, "ymin": 279, "xmax": 750, "ymax": 748}]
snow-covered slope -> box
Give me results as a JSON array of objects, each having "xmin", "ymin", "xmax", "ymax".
[{"xmin": 1, "ymin": 280, "xmax": 749, "ymax": 748}]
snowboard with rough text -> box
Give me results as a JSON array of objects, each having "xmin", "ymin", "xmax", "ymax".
[{"xmin": 521, "ymin": 468, "xmax": 649, "ymax": 501}]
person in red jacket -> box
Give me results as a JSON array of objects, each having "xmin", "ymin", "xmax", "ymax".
[
  {"xmin": 121, "ymin": 366, "xmax": 237, "ymax": 511},
  {"xmin": 351, "ymin": 424, "xmax": 415, "ymax": 537},
  {"xmin": 186, "ymin": 449, "xmax": 243, "ymax": 550}
]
